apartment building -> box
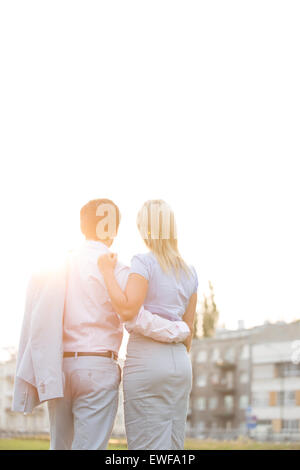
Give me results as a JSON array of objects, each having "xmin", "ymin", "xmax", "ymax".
[
  {"xmin": 188, "ymin": 326, "xmax": 252, "ymax": 436},
  {"xmin": 251, "ymin": 324, "xmax": 300, "ymax": 438},
  {"xmin": 188, "ymin": 321, "xmax": 300, "ymax": 439}
]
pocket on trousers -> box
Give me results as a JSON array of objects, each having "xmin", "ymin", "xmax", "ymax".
[{"xmin": 71, "ymin": 365, "xmax": 120, "ymax": 397}]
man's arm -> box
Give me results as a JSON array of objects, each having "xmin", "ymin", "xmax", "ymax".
[
  {"xmin": 125, "ymin": 307, "xmax": 190, "ymax": 343},
  {"xmin": 114, "ymin": 263, "xmax": 190, "ymax": 343}
]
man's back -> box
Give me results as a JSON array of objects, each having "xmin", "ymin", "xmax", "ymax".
[{"xmin": 63, "ymin": 240, "xmax": 128, "ymax": 354}]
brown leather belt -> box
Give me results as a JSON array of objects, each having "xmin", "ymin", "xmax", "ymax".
[{"xmin": 63, "ymin": 351, "xmax": 118, "ymax": 360}]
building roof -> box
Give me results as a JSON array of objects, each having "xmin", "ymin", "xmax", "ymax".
[{"xmin": 192, "ymin": 320, "xmax": 300, "ymax": 346}]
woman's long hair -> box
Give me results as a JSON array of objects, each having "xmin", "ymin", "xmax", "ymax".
[{"xmin": 137, "ymin": 199, "xmax": 191, "ymax": 276}]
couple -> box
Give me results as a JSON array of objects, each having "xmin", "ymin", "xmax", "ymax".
[{"xmin": 13, "ymin": 198, "xmax": 198, "ymax": 450}]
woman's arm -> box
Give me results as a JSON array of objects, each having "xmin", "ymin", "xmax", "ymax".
[
  {"xmin": 98, "ymin": 253, "xmax": 148, "ymax": 322},
  {"xmin": 182, "ymin": 293, "xmax": 197, "ymax": 352}
]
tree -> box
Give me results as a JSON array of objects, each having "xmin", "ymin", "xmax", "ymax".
[
  {"xmin": 201, "ymin": 280, "xmax": 219, "ymax": 337},
  {"xmin": 193, "ymin": 307, "xmax": 201, "ymax": 339}
]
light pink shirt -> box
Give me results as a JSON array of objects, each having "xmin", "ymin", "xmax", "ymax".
[{"xmin": 63, "ymin": 240, "xmax": 128, "ymax": 354}]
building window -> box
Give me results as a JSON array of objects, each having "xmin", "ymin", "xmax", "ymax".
[
  {"xmin": 276, "ymin": 363, "xmax": 300, "ymax": 377},
  {"xmin": 252, "ymin": 391, "xmax": 269, "ymax": 407},
  {"xmin": 240, "ymin": 372, "xmax": 249, "ymax": 384},
  {"xmin": 240, "ymin": 345, "xmax": 250, "ymax": 360},
  {"xmin": 224, "ymin": 395, "xmax": 234, "ymax": 411},
  {"xmin": 282, "ymin": 420, "xmax": 299, "ymax": 432},
  {"xmin": 211, "ymin": 372, "xmax": 219, "ymax": 385},
  {"xmin": 209, "ymin": 397, "xmax": 218, "ymax": 410},
  {"xmin": 239, "ymin": 395, "xmax": 249, "ymax": 409},
  {"xmin": 226, "ymin": 371, "xmax": 234, "ymax": 388},
  {"xmin": 257, "ymin": 419, "xmax": 272, "ymax": 426},
  {"xmin": 196, "ymin": 421, "xmax": 206, "ymax": 432},
  {"xmin": 212, "ymin": 348, "xmax": 220, "ymax": 362},
  {"xmin": 197, "ymin": 351, "xmax": 207, "ymax": 363},
  {"xmin": 195, "ymin": 397, "xmax": 206, "ymax": 411},
  {"xmin": 225, "ymin": 347, "xmax": 235, "ymax": 363},
  {"xmin": 278, "ymin": 391, "xmax": 296, "ymax": 407},
  {"xmin": 196, "ymin": 374, "xmax": 207, "ymax": 387}
]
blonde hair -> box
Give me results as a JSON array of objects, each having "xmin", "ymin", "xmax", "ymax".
[{"xmin": 137, "ymin": 199, "xmax": 191, "ymax": 276}]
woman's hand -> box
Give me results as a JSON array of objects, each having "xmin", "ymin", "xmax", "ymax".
[{"xmin": 98, "ymin": 253, "xmax": 118, "ymax": 275}]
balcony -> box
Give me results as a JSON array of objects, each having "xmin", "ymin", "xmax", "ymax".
[
  {"xmin": 212, "ymin": 382, "xmax": 235, "ymax": 394},
  {"xmin": 214, "ymin": 359, "xmax": 236, "ymax": 370},
  {"xmin": 213, "ymin": 407, "xmax": 235, "ymax": 418}
]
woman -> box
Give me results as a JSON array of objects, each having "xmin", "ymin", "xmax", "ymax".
[{"xmin": 98, "ymin": 200, "xmax": 198, "ymax": 450}]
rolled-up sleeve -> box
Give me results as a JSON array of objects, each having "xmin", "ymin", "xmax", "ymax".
[{"xmin": 115, "ymin": 263, "xmax": 130, "ymax": 290}]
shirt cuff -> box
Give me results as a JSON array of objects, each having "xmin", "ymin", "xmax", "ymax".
[{"xmin": 126, "ymin": 307, "xmax": 190, "ymax": 343}]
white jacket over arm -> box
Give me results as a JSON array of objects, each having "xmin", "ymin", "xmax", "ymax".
[{"xmin": 12, "ymin": 263, "xmax": 67, "ymax": 413}]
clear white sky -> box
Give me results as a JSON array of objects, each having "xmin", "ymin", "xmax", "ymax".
[{"xmin": 0, "ymin": 1, "xmax": 300, "ymax": 351}]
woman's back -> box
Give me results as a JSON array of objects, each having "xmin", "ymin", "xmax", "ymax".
[{"xmin": 129, "ymin": 252, "xmax": 198, "ymax": 321}]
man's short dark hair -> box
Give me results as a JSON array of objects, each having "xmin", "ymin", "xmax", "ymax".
[{"xmin": 80, "ymin": 199, "xmax": 121, "ymax": 240}]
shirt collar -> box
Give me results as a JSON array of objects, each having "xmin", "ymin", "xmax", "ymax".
[{"xmin": 84, "ymin": 239, "xmax": 110, "ymax": 252}]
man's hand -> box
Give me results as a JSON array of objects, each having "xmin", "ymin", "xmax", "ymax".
[
  {"xmin": 98, "ymin": 253, "xmax": 118, "ymax": 274},
  {"xmin": 183, "ymin": 334, "xmax": 192, "ymax": 351}
]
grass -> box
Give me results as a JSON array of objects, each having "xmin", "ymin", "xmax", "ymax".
[
  {"xmin": 1, "ymin": 437, "xmax": 300, "ymax": 450},
  {"xmin": 0, "ymin": 437, "xmax": 127, "ymax": 451},
  {"xmin": 184, "ymin": 438, "xmax": 300, "ymax": 450}
]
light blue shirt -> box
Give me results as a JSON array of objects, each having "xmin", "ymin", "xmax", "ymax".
[{"xmin": 129, "ymin": 252, "xmax": 198, "ymax": 321}]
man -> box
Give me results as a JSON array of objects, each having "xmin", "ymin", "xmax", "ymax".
[{"xmin": 13, "ymin": 198, "xmax": 190, "ymax": 450}]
